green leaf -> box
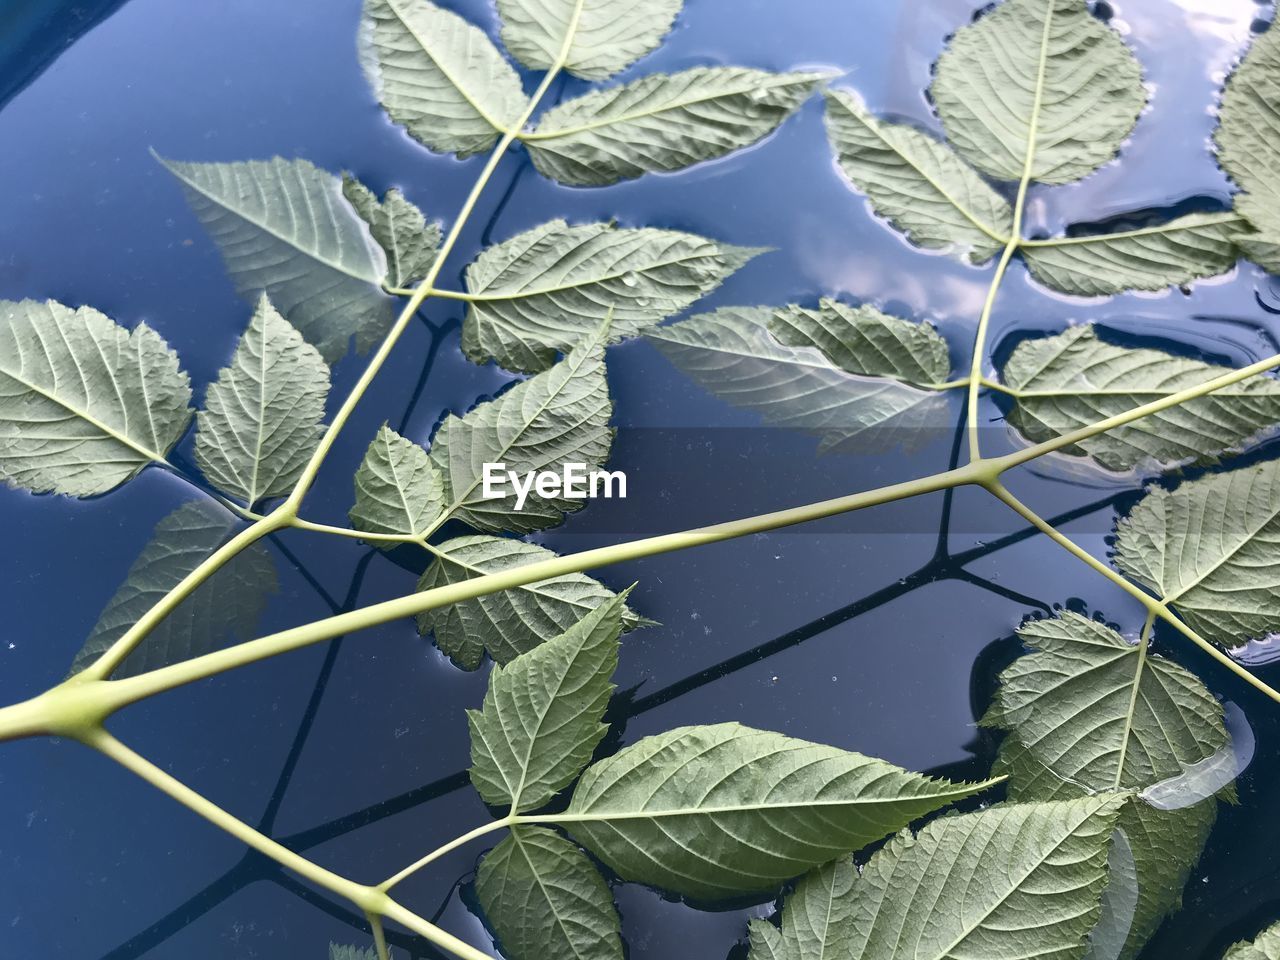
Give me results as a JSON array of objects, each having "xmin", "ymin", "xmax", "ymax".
[
  {"xmin": 1022, "ymin": 212, "xmax": 1244, "ymax": 296},
  {"xmin": 462, "ymin": 219, "xmax": 760, "ymax": 373},
  {"xmin": 349, "ymin": 425, "xmax": 446, "ymax": 543},
  {"xmin": 468, "ymin": 593, "xmax": 625, "ymax": 811},
  {"xmin": 430, "ymin": 324, "xmax": 613, "ymax": 535},
  {"xmin": 930, "ymin": 0, "xmax": 1145, "ymax": 185},
  {"xmin": 195, "ymin": 296, "xmax": 330, "ymax": 505},
  {"xmin": 0, "ymin": 299, "xmax": 192, "ymax": 497},
  {"xmin": 1224, "ymin": 922, "xmax": 1280, "ymax": 960},
  {"xmin": 560, "ymin": 722, "xmax": 994, "ymax": 900},
  {"xmin": 329, "ymin": 945, "xmax": 377, "ymax": 960},
  {"xmin": 822, "ymin": 89, "xmax": 1013, "ymax": 263},
  {"xmin": 747, "ymin": 858, "xmax": 856, "ymax": 960},
  {"xmin": 648, "ymin": 306, "xmax": 952, "ymax": 453},
  {"xmin": 160, "ymin": 154, "xmax": 393, "ymax": 362},
  {"xmin": 751, "ymin": 797, "xmax": 1126, "ymax": 960},
  {"xmin": 524, "ymin": 68, "xmax": 825, "ymax": 187},
  {"xmin": 476, "ymin": 826, "xmax": 623, "ymax": 960},
  {"xmin": 415, "ymin": 535, "xmax": 651, "ymax": 670},
  {"xmin": 359, "ymin": 0, "xmax": 525, "ymax": 158},
  {"xmin": 496, "ymin": 0, "xmax": 681, "ymax": 80},
  {"xmin": 999, "ymin": 325, "xmax": 1280, "ymax": 472},
  {"xmin": 770, "ymin": 300, "xmax": 952, "ymax": 385},
  {"xmin": 68, "ymin": 501, "xmax": 277, "ymax": 678},
  {"xmin": 342, "ymin": 174, "xmax": 441, "ymax": 288},
  {"xmin": 1115, "ymin": 460, "xmax": 1280, "ymax": 646},
  {"xmin": 1216, "ymin": 26, "xmax": 1280, "ymax": 270}
]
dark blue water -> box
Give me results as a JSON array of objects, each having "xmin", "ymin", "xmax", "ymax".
[{"xmin": 1, "ymin": 0, "xmax": 1279, "ymax": 957}]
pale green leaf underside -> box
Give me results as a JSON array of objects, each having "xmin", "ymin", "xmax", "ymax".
[
  {"xmin": 1022, "ymin": 212, "xmax": 1243, "ymax": 296},
  {"xmin": 160, "ymin": 154, "xmax": 393, "ymax": 362},
  {"xmin": 476, "ymin": 826, "xmax": 623, "ymax": 960},
  {"xmin": 415, "ymin": 535, "xmax": 649, "ymax": 670},
  {"xmin": 329, "ymin": 944, "xmax": 378, "ymax": 960},
  {"xmin": 463, "ymin": 219, "xmax": 759, "ymax": 373},
  {"xmin": 468, "ymin": 594, "xmax": 624, "ymax": 811},
  {"xmin": 429, "ymin": 325, "xmax": 613, "ymax": 536},
  {"xmin": 525, "ymin": 67, "xmax": 825, "ymax": 187},
  {"xmin": 359, "ymin": 0, "xmax": 525, "ymax": 158},
  {"xmin": 747, "ymin": 858, "xmax": 856, "ymax": 960},
  {"xmin": 196, "ymin": 296, "xmax": 330, "ymax": 505},
  {"xmin": 770, "ymin": 299, "xmax": 951, "ymax": 385},
  {"xmin": 1217, "ymin": 26, "xmax": 1280, "ymax": 236},
  {"xmin": 1225, "ymin": 922, "xmax": 1280, "ymax": 960},
  {"xmin": 1115, "ymin": 459, "xmax": 1280, "ymax": 646},
  {"xmin": 348, "ymin": 424, "xmax": 445, "ymax": 543},
  {"xmin": 496, "ymin": 0, "xmax": 680, "ymax": 80},
  {"xmin": 823, "ymin": 89, "xmax": 1012, "ymax": 263},
  {"xmin": 648, "ymin": 307, "xmax": 952, "ymax": 454},
  {"xmin": 931, "ymin": 0, "xmax": 1145, "ymax": 185},
  {"xmin": 563, "ymin": 721, "xmax": 993, "ymax": 900},
  {"xmin": 0, "ymin": 299, "xmax": 192, "ymax": 497},
  {"xmin": 752, "ymin": 797, "xmax": 1125, "ymax": 960},
  {"xmin": 342, "ymin": 174, "xmax": 441, "ymax": 288},
  {"xmin": 1000, "ymin": 325, "xmax": 1280, "ymax": 472},
  {"xmin": 68, "ymin": 501, "xmax": 277, "ymax": 678}
]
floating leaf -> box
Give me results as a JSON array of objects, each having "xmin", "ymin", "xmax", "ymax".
[
  {"xmin": 462, "ymin": 219, "xmax": 759, "ymax": 373},
  {"xmin": 1115, "ymin": 460, "xmax": 1280, "ymax": 646},
  {"xmin": 415, "ymin": 535, "xmax": 650, "ymax": 670},
  {"xmin": 0, "ymin": 299, "xmax": 192, "ymax": 497},
  {"xmin": 160, "ymin": 155, "xmax": 393, "ymax": 362},
  {"xmin": 930, "ymin": 0, "xmax": 1145, "ymax": 185},
  {"xmin": 750, "ymin": 797, "xmax": 1125, "ymax": 960},
  {"xmin": 329, "ymin": 946, "xmax": 377, "ymax": 960},
  {"xmin": 524, "ymin": 68, "xmax": 825, "ymax": 187},
  {"xmin": 1224, "ymin": 922, "xmax": 1280, "ymax": 960},
  {"xmin": 649, "ymin": 306, "xmax": 952, "ymax": 453},
  {"xmin": 359, "ymin": 0, "xmax": 525, "ymax": 157},
  {"xmin": 476, "ymin": 826, "xmax": 623, "ymax": 960},
  {"xmin": 560, "ymin": 722, "xmax": 993, "ymax": 900},
  {"xmin": 430, "ymin": 324, "xmax": 614, "ymax": 536},
  {"xmin": 823, "ymin": 89, "xmax": 1013, "ymax": 263},
  {"xmin": 68, "ymin": 501, "xmax": 277, "ymax": 678},
  {"xmin": 999, "ymin": 325, "xmax": 1280, "ymax": 472},
  {"xmin": 342, "ymin": 174, "xmax": 441, "ymax": 288},
  {"xmin": 495, "ymin": 0, "xmax": 681, "ymax": 80},
  {"xmin": 349, "ymin": 425, "xmax": 445, "ymax": 543},
  {"xmin": 770, "ymin": 300, "xmax": 951, "ymax": 385},
  {"xmin": 1022, "ymin": 212, "xmax": 1243, "ymax": 296},
  {"xmin": 195, "ymin": 296, "xmax": 330, "ymax": 505},
  {"xmin": 1216, "ymin": 26, "xmax": 1280, "ymax": 271},
  {"xmin": 468, "ymin": 594, "xmax": 625, "ymax": 811}
]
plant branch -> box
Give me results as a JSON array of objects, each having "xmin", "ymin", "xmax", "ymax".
[{"xmin": 380, "ymin": 817, "xmax": 514, "ymax": 893}]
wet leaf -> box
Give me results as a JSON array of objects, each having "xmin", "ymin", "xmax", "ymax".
[
  {"xmin": 1224, "ymin": 922, "xmax": 1280, "ymax": 960},
  {"xmin": 496, "ymin": 0, "xmax": 681, "ymax": 80},
  {"xmin": 342, "ymin": 174, "xmax": 441, "ymax": 288},
  {"xmin": 349, "ymin": 425, "xmax": 446, "ymax": 543}
]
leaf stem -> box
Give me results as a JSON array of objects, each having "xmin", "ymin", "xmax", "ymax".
[
  {"xmin": 368, "ymin": 912, "xmax": 391, "ymax": 960},
  {"xmin": 379, "ymin": 817, "xmax": 514, "ymax": 893}
]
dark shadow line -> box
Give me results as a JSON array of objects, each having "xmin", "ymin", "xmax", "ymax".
[{"xmin": 271, "ymin": 872, "xmax": 438, "ymax": 955}]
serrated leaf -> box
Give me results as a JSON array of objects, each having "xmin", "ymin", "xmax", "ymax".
[
  {"xmin": 462, "ymin": 219, "xmax": 759, "ymax": 373},
  {"xmin": 342, "ymin": 174, "xmax": 441, "ymax": 288},
  {"xmin": 930, "ymin": 0, "xmax": 1145, "ymax": 185},
  {"xmin": 1115, "ymin": 460, "xmax": 1280, "ymax": 646},
  {"xmin": 468, "ymin": 593, "xmax": 625, "ymax": 811},
  {"xmin": 770, "ymin": 300, "xmax": 952, "ymax": 385},
  {"xmin": 359, "ymin": 0, "xmax": 525, "ymax": 158},
  {"xmin": 429, "ymin": 325, "xmax": 613, "ymax": 536},
  {"xmin": 68, "ymin": 501, "xmax": 277, "ymax": 678},
  {"xmin": 751, "ymin": 797, "xmax": 1125, "ymax": 960},
  {"xmin": 415, "ymin": 535, "xmax": 650, "ymax": 670},
  {"xmin": 329, "ymin": 945, "xmax": 377, "ymax": 960},
  {"xmin": 476, "ymin": 826, "xmax": 623, "ymax": 960},
  {"xmin": 0, "ymin": 299, "xmax": 192, "ymax": 497},
  {"xmin": 160, "ymin": 155, "xmax": 393, "ymax": 362},
  {"xmin": 1216, "ymin": 25, "xmax": 1280, "ymax": 270},
  {"xmin": 999, "ymin": 325, "xmax": 1280, "ymax": 472},
  {"xmin": 195, "ymin": 296, "xmax": 330, "ymax": 505},
  {"xmin": 349, "ymin": 425, "xmax": 445, "ymax": 543},
  {"xmin": 524, "ymin": 67, "xmax": 825, "ymax": 187},
  {"xmin": 1022, "ymin": 212, "xmax": 1243, "ymax": 296},
  {"xmin": 1225, "ymin": 922, "xmax": 1280, "ymax": 960},
  {"xmin": 747, "ymin": 858, "xmax": 856, "ymax": 960},
  {"xmin": 559, "ymin": 722, "xmax": 994, "ymax": 900},
  {"xmin": 823, "ymin": 89, "xmax": 1013, "ymax": 263},
  {"xmin": 496, "ymin": 0, "xmax": 681, "ymax": 80},
  {"xmin": 648, "ymin": 306, "xmax": 952, "ymax": 453}
]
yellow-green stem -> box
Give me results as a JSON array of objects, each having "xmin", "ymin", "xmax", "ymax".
[{"xmin": 380, "ymin": 817, "xmax": 514, "ymax": 893}]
